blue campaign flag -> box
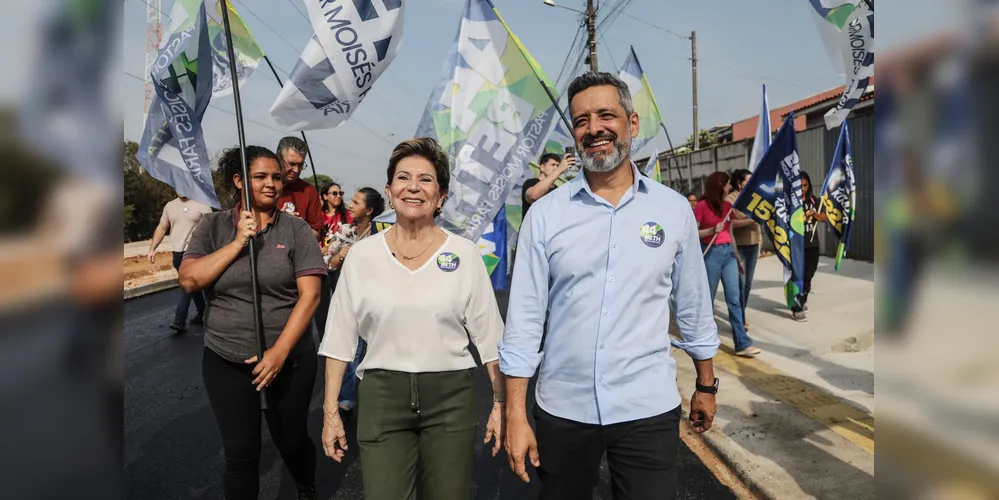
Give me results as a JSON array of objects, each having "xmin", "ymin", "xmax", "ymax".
[
  {"xmin": 818, "ymin": 122, "xmax": 857, "ymax": 270},
  {"xmin": 136, "ymin": 3, "xmax": 220, "ymax": 208},
  {"xmin": 732, "ymin": 114, "xmax": 805, "ymax": 309},
  {"xmin": 481, "ymin": 206, "xmax": 509, "ymax": 290}
]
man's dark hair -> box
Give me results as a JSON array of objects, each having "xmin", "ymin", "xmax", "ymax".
[
  {"xmin": 539, "ymin": 153, "xmax": 561, "ymax": 166},
  {"xmin": 567, "ymin": 72, "xmax": 635, "ymax": 117},
  {"xmin": 276, "ymin": 136, "xmax": 308, "ymax": 160}
]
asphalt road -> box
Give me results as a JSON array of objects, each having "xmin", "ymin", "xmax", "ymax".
[{"xmin": 125, "ymin": 289, "xmax": 735, "ymax": 500}]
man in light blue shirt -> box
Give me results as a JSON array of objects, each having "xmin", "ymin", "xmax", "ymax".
[{"xmin": 500, "ymin": 72, "xmax": 721, "ymax": 500}]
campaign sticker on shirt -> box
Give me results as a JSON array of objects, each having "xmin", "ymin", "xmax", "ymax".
[
  {"xmin": 640, "ymin": 222, "xmax": 665, "ymax": 248},
  {"xmin": 436, "ymin": 252, "xmax": 460, "ymax": 272},
  {"xmin": 282, "ymin": 201, "xmax": 296, "ymax": 214}
]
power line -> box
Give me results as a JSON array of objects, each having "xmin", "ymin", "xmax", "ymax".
[
  {"xmin": 286, "ymin": 0, "xmax": 310, "ymax": 23},
  {"xmin": 618, "ymin": 10, "xmax": 686, "ymax": 41},
  {"xmin": 123, "ymin": 70, "xmax": 382, "ymax": 161},
  {"xmin": 230, "ymin": 0, "xmax": 303, "ymax": 56}
]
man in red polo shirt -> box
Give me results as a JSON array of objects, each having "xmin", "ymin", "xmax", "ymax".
[{"xmin": 275, "ymin": 136, "xmax": 324, "ymax": 239}]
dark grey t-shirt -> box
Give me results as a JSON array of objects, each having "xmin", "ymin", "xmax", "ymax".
[{"xmin": 184, "ymin": 208, "xmax": 326, "ymax": 362}]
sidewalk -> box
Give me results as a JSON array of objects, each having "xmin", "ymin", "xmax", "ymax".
[{"xmin": 672, "ymin": 255, "xmax": 875, "ymax": 499}]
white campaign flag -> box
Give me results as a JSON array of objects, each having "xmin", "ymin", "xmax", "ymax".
[
  {"xmin": 270, "ymin": 0, "xmax": 405, "ymax": 131},
  {"xmin": 748, "ymin": 84, "xmax": 771, "ymax": 172},
  {"xmin": 808, "ymin": 0, "xmax": 874, "ymax": 129}
]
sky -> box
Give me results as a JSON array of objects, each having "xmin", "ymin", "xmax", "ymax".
[{"xmin": 119, "ymin": 0, "xmax": 957, "ymax": 194}]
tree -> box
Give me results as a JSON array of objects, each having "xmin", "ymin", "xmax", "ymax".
[
  {"xmin": 684, "ymin": 129, "xmax": 719, "ymax": 150},
  {"xmin": 304, "ymin": 174, "xmax": 334, "ymax": 191}
]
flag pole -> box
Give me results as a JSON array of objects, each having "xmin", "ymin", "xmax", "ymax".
[
  {"xmin": 536, "ymin": 76, "xmax": 574, "ymax": 138},
  {"xmin": 659, "ymin": 122, "xmax": 687, "ymax": 191},
  {"xmin": 262, "ymin": 55, "xmax": 323, "ymax": 193},
  {"xmin": 702, "ymin": 207, "xmax": 735, "ymax": 256},
  {"xmin": 220, "ymin": 0, "xmax": 268, "ymax": 410}
]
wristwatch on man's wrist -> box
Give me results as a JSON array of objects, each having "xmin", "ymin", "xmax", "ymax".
[{"xmin": 695, "ymin": 378, "xmax": 720, "ymax": 395}]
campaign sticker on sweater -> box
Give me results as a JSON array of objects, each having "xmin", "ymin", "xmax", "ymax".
[{"xmin": 437, "ymin": 252, "xmax": 460, "ymax": 272}]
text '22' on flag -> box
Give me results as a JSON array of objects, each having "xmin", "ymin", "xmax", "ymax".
[
  {"xmin": 270, "ymin": 0, "xmax": 405, "ymax": 131},
  {"xmin": 414, "ymin": 0, "xmax": 560, "ymax": 243},
  {"xmin": 818, "ymin": 122, "xmax": 857, "ymax": 271},
  {"xmin": 733, "ymin": 114, "xmax": 806, "ymax": 309}
]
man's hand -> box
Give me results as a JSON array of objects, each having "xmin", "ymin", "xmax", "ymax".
[
  {"xmin": 689, "ymin": 391, "xmax": 717, "ymax": 433},
  {"xmin": 556, "ymin": 155, "xmax": 576, "ymax": 176},
  {"xmin": 146, "ymin": 251, "xmax": 156, "ymax": 265},
  {"xmin": 504, "ymin": 413, "xmax": 540, "ymax": 483}
]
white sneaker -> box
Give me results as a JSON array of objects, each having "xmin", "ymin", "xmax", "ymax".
[{"xmin": 735, "ymin": 346, "xmax": 762, "ymax": 357}]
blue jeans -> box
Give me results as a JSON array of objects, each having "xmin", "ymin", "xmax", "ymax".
[
  {"xmin": 338, "ymin": 337, "xmax": 367, "ymax": 406},
  {"xmin": 702, "ymin": 244, "xmax": 753, "ymax": 351},
  {"xmin": 173, "ymin": 252, "xmax": 205, "ymax": 324},
  {"xmin": 737, "ymin": 244, "xmax": 760, "ymax": 315}
]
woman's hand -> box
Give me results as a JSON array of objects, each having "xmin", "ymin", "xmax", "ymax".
[
  {"xmin": 243, "ymin": 347, "xmax": 289, "ymax": 392},
  {"xmin": 235, "ymin": 211, "xmax": 257, "ymax": 247},
  {"xmin": 713, "ymin": 222, "xmax": 726, "ymax": 234},
  {"xmin": 322, "ymin": 406, "xmax": 349, "ymax": 462},
  {"xmin": 484, "ymin": 402, "xmax": 505, "ymax": 457}
]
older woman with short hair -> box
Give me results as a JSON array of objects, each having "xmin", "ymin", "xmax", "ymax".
[{"xmin": 318, "ymin": 137, "xmax": 506, "ymax": 500}]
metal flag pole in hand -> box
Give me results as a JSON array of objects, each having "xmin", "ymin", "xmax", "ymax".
[
  {"xmin": 702, "ymin": 207, "xmax": 735, "ymax": 256},
  {"xmin": 262, "ymin": 55, "xmax": 323, "ymax": 194},
  {"xmin": 220, "ymin": 0, "xmax": 269, "ymax": 410}
]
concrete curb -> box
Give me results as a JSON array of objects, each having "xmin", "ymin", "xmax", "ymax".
[
  {"xmin": 124, "ymin": 278, "xmax": 178, "ymax": 300},
  {"xmin": 693, "ymin": 422, "xmax": 773, "ymax": 500}
]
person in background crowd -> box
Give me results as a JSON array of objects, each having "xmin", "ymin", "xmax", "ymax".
[
  {"xmin": 320, "ymin": 181, "xmax": 352, "ymax": 250},
  {"xmin": 522, "ymin": 152, "xmax": 575, "ymax": 215},
  {"xmin": 687, "ymin": 192, "xmax": 699, "ymax": 211},
  {"xmin": 325, "ymin": 187, "xmax": 385, "ymax": 416},
  {"xmin": 315, "ymin": 181, "xmax": 353, "ymax": 337},
  {"xmin": 147, "ymin": 192, "xmax": 212, "ymax": 332},
  {"xmin": 502, "ymin": 72, "xmax": 720, "ymax": 499},
  {"xmin": 792, "ymin": 171, "xmax": 827, "ymax": 322},
  {"xmin": 319, "ymin": 138, "xmax": 506, "ymax": 500},
  {"xmin": 179, "ymin": 146, "xmax": 325, "ymax": 500},
  {"xmin": 275, "ymin": 136, "xmax": 324, "ymax": 239},
  {"xmin": 695, "ymin": 172, "xmax": 761, "ymax": 358},
  {"xmin": 726, "ymin": 169, "xmax": 762, "ymax": 331}
]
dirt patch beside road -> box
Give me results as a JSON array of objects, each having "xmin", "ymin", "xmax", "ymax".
[{"xmin": 125, "ymin": 252, "xmax": 176, "ymax": 289}]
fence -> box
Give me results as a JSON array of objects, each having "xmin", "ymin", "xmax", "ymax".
[{"xmin": 642, "ymin": 112, "xmax": 874, "ymax": 262}]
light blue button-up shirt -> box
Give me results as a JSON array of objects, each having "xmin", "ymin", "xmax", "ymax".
[{"xmin": 499, "ymin": 163, "xmax": 720, "ymax": 425}]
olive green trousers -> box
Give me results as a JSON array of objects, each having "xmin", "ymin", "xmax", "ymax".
[{"xmin": 356, "ymin": 368, "xmax": 479, "ymax": 500}]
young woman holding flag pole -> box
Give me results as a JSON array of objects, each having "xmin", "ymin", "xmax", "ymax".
[{"xmin": 179, "ymin": 3, "xmax": 323, "ymax": 498}]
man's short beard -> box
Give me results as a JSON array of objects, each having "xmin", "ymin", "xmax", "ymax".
[{"xmin": 579, "ymin": 125, "xmax": 632, "ymax": 173}]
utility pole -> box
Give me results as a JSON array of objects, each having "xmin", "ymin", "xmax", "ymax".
[
  {"xmin": 586, "ymin": 0, "xmax": 598, "ymax": 72},
  {"xmin": 690, "ymin": 30, "xmax": 699, "ymax": 151}
]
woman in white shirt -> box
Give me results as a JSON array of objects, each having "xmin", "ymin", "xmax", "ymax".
[{"xmin": 318, "ymin": 137, "xmax": 506, "ymax": 500}]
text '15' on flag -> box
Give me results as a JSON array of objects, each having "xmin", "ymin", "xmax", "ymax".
[
  {"xmin": 270, "ymin": 0, "xmax": 405, "ymax": 131},
  {"xmin": 732, "ymin": 114, "xmax": 806, "ymax": 309},
  {"xmin": 414, "ymin": 0, "xmax": 560, "ymax": 243}
]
